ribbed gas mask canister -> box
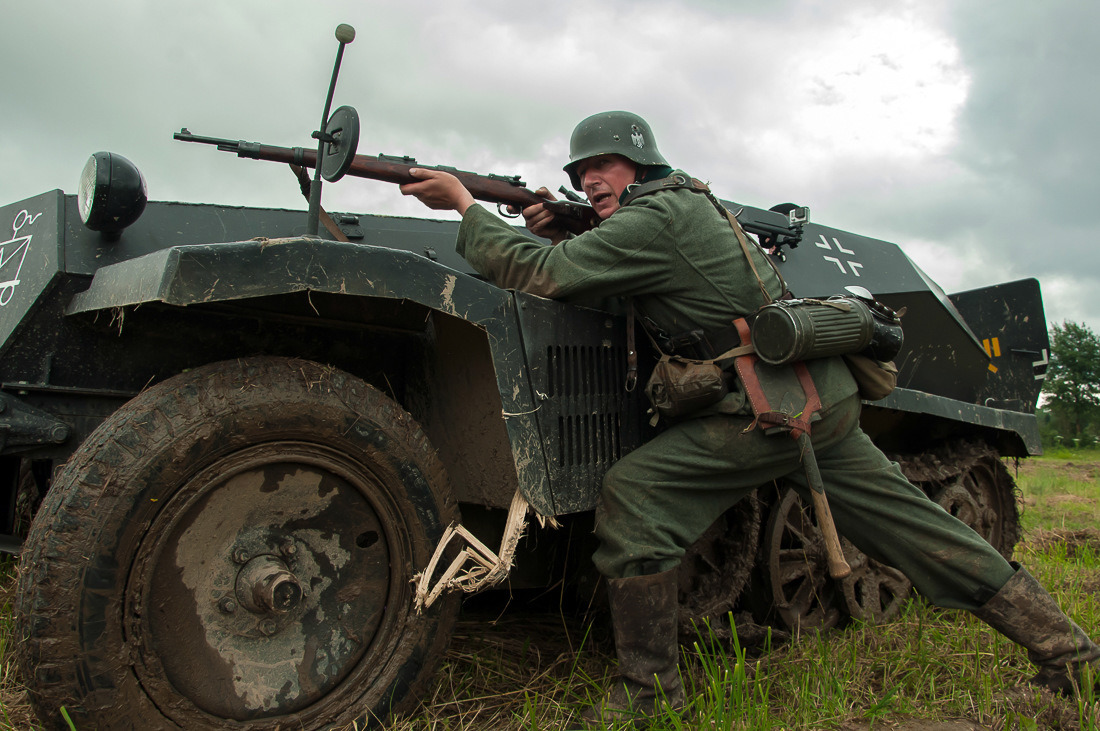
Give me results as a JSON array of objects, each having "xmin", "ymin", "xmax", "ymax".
[{"xmin": 750, "ymin": 296, "xmax": 903, "ymax": 366}]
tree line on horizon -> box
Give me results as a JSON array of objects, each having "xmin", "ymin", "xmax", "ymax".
[{"xmin": 1038, "ymin": 320, "xmax": 1100, "ymax": 448}]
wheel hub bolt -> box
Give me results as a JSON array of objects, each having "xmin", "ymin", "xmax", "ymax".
[
  {"xmin": 218, "ymin": 597, "xmax": 238, "ymax": 614},
  {"xmin": 258, "ymin": 619, "xmax": 278, "ymax": 636}
]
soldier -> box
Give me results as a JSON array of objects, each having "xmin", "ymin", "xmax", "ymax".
[{"xmin": 401, "ymin": 111, "xmax": 1099, "ymax": 724}]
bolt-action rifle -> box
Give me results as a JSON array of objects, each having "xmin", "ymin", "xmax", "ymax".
[{"xmin": 173, "ymin": 129, "xmax": 600, "ymax": 236}]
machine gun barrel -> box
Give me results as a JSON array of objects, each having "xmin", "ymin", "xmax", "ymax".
[{"xmin": 174, "ymin": 129, "xmax": 598, "ymax": 235}]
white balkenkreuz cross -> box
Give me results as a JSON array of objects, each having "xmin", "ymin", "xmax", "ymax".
[{"xmin": 815, "ymin": 233, "xmax": 863, "ymax": 276}]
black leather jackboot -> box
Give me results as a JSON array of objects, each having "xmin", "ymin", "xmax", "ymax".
[
  {"xmin": 973, "ymin": 563, "xmax": 1100, "ymax": 695},
  {"xmin": 582, "ymin": 568, "xmax": 686, "ymax": 727}
]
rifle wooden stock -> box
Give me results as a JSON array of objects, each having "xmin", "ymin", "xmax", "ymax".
[{"xmin": 174, "ymin": 131, "xmax": 599, "ymax": 235}]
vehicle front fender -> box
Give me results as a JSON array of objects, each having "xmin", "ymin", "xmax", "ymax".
[{"xmin": 64, "ymin": 237, "xmax": 637, "ymax": 516}]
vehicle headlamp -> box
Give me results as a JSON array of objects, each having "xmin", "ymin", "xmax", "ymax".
[{"xmin": 77, "ymin": 152, "xmax": 147, "ymax": 238}]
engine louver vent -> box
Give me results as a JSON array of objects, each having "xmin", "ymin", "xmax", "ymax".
[{"xmin": 547, "ymin": 345, "xmax": 627, "ymax": 468}]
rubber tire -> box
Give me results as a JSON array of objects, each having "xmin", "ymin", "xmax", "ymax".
[{"xmin": 16, "ymin": 357, "xmax": 459, "ymax": 730}]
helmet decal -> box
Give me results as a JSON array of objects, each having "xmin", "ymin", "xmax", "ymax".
[{"xmin": 631, "ymin": 124, "xmax": 645, "ymax": 149}]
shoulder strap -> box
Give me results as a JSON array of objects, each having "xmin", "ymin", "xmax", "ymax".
[
  {"xmin": 701, "ymin": 191, "xmax": 790, "ymax": 307},
  {"xmin": 620, "ymin": 173, "xmax": 788, "ymax": 306},
  {"xmin": 620, "ymin": 172, "xmax": 710, "ymax": 207},
  {"xmin": 717, "ymin": 201, "xmax": 775, "ymax": 306}
]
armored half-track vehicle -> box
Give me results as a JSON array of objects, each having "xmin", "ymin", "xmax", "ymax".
[{"xmin": 1, "ymin": 26, "xmax": 1048, "ymax": 731}]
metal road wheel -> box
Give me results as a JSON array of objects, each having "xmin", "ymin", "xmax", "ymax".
[
  {"xmin": 838, "ymin": 539, "xmax": 912, "ymax": 623},
  {"xmin": 677, "ymin": 491, "xmax": 763, "ymax": 633},
  {"xmin": 758, "ymin": 484, "xmax": 843, "ymax": 632},
  {"xmin": 932, "ymin": 453, "xmax": 1019, "ymax": 560},
  {"xmin": 16, "ymin": 357, "xmax": 459, "ymax": 730}
]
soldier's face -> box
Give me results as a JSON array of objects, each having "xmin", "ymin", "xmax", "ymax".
[{"xmin": 577, "ymin": 155, "xmax": 638, "ymax": 219}]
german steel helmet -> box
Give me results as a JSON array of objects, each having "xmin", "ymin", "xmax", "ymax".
[{"xmin": 564, "ymin": 111, "xmax": 668, "ymax": 190}]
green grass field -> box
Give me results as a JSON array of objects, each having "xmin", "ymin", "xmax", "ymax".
[{"xmin": 3, "ymin": 450, "xmax": 1100, "ymax": 730}]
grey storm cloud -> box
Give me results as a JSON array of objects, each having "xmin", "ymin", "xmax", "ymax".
[{"xmin": 1, "ymin": 0, "xmax": 1096, "ymax": 330}]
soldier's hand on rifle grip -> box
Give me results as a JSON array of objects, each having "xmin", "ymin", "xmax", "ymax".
[
  {"xmin": 517, "ymin": 187, "xmax": 568, "ymax": 245},
  {"xmin": 400, "ymin": 168, "xmax": 476, "ymax": 215}
]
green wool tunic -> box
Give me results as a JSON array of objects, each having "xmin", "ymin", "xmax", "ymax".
[{"xmin": 456, "ymin": 182, "xmax": 1014, "ymax": 611}]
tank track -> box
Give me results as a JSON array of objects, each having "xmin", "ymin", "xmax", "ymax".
[
  {"xmin": 892, "ymin": 439, "xmax": 1021, "ymax": 560},
  {"xmin": 692, "ymin": 438, "xmax": 1023, "ymax": 639}
]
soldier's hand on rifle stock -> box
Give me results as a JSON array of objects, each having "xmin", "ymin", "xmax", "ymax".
[
  {"xmin": 401, "ymin": 168, "xmax": 476, "ymax": 215},
  {"xmin": 516, "ymin": 187, "xmax": 568, "ymax": 245}
]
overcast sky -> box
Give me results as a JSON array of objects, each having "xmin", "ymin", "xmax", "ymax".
[{"xmin": 2, "ymin": 0, "xmax": 1096, "ymax": 331}]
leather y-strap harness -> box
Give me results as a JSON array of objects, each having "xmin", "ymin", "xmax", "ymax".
[
  {"xmin": 623, "ymin": 173, "xmax": 810, "ymax": 428},
  {"xmin": 730, "ymin": 318, "xmax": 821, "ymax": 439},
  {"xmin": 624, "ymin": 173, "xmax": 850, "ymax": 578}
]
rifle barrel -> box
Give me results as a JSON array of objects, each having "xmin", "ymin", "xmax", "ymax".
[
  {"xmin": 175, "ymin": 131, "xmax": 598, "ymax": 232},
  {"xmin": 173, "ymin": 130, "xmax": 240, "ymax": 149}
]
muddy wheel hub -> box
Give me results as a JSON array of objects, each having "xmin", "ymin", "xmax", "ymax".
[
  {"xmin": 235, "ymin": 555, "xmax": 304, "ymax": 614},
  {"xmin": 132, "ymin": 442, "xmax": 400, "ymax": 722}
]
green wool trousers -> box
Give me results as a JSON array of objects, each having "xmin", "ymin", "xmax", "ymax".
[{"xmin": 593, "ymin": 394, "xmax": 1016, "ymax": 611}]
